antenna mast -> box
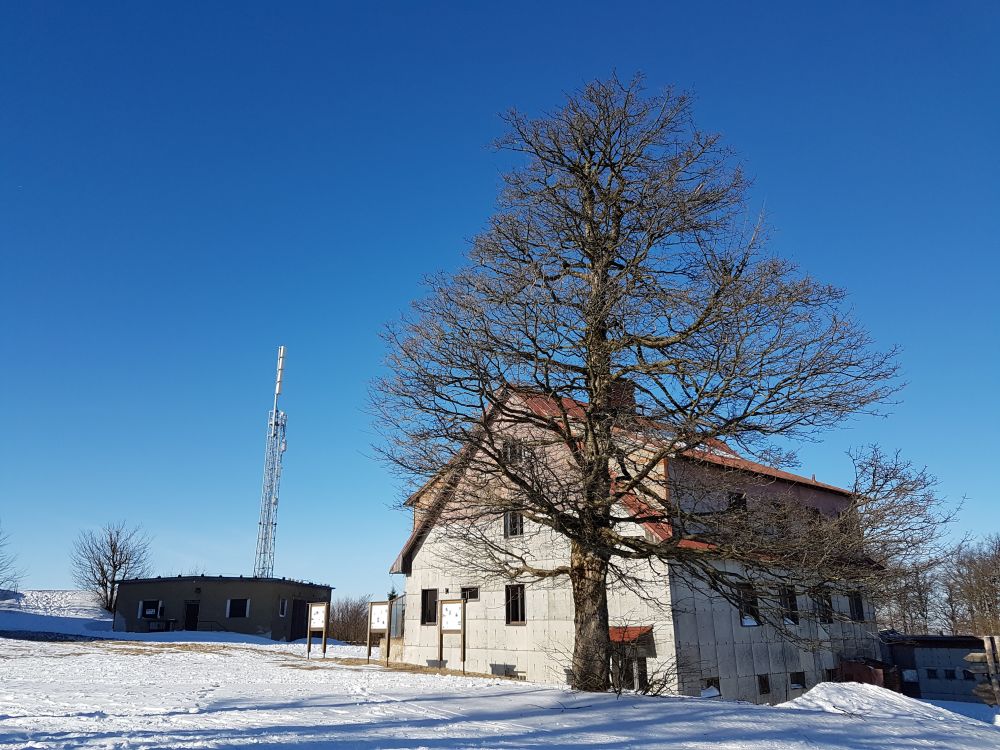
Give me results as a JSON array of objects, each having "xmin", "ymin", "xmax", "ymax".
[{"xmin": 254, "ymin": 345, "xmax": 287, "ymax": 578}]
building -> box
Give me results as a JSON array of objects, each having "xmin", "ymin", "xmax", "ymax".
[
  {"xmin": 114, "ymin": 575, "xmax": 331, "ymax": 642},
  {"xmin": 880, "ymin": 631, "xmax": 985, "ymax": 702},
  {"xmin": 389, "ymin": 390, "xmax": 879, "ymax": 704}
]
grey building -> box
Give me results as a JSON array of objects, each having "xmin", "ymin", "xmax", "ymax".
[
  {"xmin": 881, "ymin": 631, "xmax": 984, "ymax": 702},
  {"xmin": 114, "ymin": 575, "xmax": 331, "ymax": 642}
]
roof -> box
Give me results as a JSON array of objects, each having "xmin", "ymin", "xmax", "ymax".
[
  {"xmin": 880, "ymin": 630, "xmax": 984, "ymax": 649},
  {"xmin": 517, "ymin": 391, "xmax": 851, "ymax": 496},
  {"xmin": 609, "ymin": 625, "xmax": 653, "ymax": 643},
  {"xmin": 118, "ymin": 575, "xmax": 332, "ymax": 589}
]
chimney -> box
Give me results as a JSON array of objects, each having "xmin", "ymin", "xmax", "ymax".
[{"xmin": 608, "ymin": 378, "xmax": 636, "ymax": 413}]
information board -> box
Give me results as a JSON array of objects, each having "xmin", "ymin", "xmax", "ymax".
[
  {"xmin": 310, "ymin": 603, "xmax": 327, "ymax": 630},
  {"xmin": 441, "ymin": 601, "xmax": 463, "ymax": 633},
  {"xmin": 370, "ymin": 603, "xmax": 389, "ymax": 632}
]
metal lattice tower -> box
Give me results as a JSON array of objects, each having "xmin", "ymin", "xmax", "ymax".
[{"xmin": 253, "ymin": 346, "xmax": 287, "ymax": 579}]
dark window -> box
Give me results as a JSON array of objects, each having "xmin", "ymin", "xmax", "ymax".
[
  {"xmin": 964, "ymin": 669, "xmax": 977, "ymax": 681},
  {"xmin": 779, "ymin": 586, "xmax": 799, "ymax": 625},
  {"xmin": 504, "ymin": 511, "xmax": 524, "ymax": 537},
  {"xmin": 460, "ymin": 586, "xmax": 479, "ymax": 601},
  {"xmin": 736, "ymin": 584, "xmax": 760, "ymax": 626},
  {"xmin": 757, "ymin": 674, "xmax": 771, "ymax": 695},
  {"xmin": 227, "ymin": 598, "xmax": 249, "ymax": 618},
  {"xmin": 728, "ymin": 492, "xmax": 747, "ymax": 510},
  {"xmin": 926, "ymin": 668, "xmax": 938, "ymax": 679},
  {"xmin": 505, "ymin": 584, "xmax": 526, "ymax": 624},
  {"xmin": 814, "ymin": 591, "xmax": 834, "ymax": 623},
  {"xmin": 278, "ymin": 598, "xmax": 288, "ymax": 618},
  {"xmin": 848, "ymin": 592, "xmax": 864, "ymax": 622},
  {"xmin": 789, "ymin": 671, "xmax": 806, "ymax": 689},
  {"xmin": 139, "ymin": 600, "xmax": 161, "ymax": 619},
  {"xmin": 945, "ymin": 669, "xmax": 956, "ymax": 680},
  {"xmin": 420, "ymin": 589, "xmax": 438, "ymax": 625},
  {"xmin": 501, "ymin": 439, "xmax": 525, "ymax": 465},
  {"xmin": 825, "ymin": 668, "xmax": 839, "ymax": 682}
]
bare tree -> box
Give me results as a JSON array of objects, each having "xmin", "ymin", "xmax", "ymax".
[
  {"xmin": 70, "ymin": 522, "xmax": 153, "ymax": 612},
  {"xmin": 329, "ymin": 594, "xmax": 372, "ymax": 644},
  {"xmin": 0, "ymin": 521, "xmax": 23, "ymax": 594},
  {"xmin": 373, "ymin": 75, "xmax": 947, "ymax": 691},
  {"xmin": 941, "ymin": 535, "xmax": 1000, "ymax": 634}
]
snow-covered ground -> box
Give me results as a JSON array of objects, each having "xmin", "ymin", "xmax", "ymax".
[{"xmin": 1, "ymin": 591, "xmax": 998, "ymax": 749}]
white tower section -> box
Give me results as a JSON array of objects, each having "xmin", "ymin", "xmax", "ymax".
[{"xmin": 254, "ymin": 345, "xmax": 287, "ymax": 579}]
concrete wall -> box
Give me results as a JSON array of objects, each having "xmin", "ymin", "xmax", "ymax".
[
  {"xmin": 114, "ymin": 576, "xmax": 331, "ymax": 641},
  {"xmin": 668, "ymin": 564, "xmax": 878, "ymax": 705},
  {"xmin": 912, "ymin": 646, "xmax": 981, "ymax": 701}
]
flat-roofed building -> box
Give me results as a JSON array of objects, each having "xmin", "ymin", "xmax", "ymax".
[{"xmin": 114, "ymin": 575, "xmax": 331, "ymax": 642}]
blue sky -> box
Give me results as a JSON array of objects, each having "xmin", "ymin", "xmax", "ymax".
[{"xmin": 1, "ymin": 2, "xmax": 997, "ymax": 596}]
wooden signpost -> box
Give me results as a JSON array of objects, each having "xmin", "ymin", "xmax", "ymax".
[
  {"xmin": 305, "ymin": 601, "xmax": 330, "ymax": 660},
  {"xmin": 437, "ymin": 597, "xmax": 466, "ymax": 673},
  {"xmin": 964, "ymin": 635, "xmax": 1000, "ymax": 706},
  {"xmin": 366, "ymin": 599, "xmax": 393, "ymax": 665}
]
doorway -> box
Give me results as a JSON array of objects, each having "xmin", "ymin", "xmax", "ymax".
[
  {"xmin": 183, "ymin": 600, "xmax": 201, "ymax": 631},
  {"xmin": 290, "ymin": 599, "xmax": 308, "ymax": 641}
]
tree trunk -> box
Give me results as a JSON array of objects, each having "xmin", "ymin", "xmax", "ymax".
[{"xmin": 569, "ymin": 541, "xmax": 611, "ymax": 691}]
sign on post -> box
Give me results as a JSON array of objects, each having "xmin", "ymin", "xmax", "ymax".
[
  {"xmin": 367, "ymin": 600, "xmax": 393, "ymax": 665},
  {"xmin": 306, "ymin": 601, "xmax": 330, "ymax": 660},
  {"xmin": 437, "ymin": 597, "xmax": 466, "ymax": 673}
]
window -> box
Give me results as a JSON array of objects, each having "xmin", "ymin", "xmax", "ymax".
[
  {"xmin": 138, "ymin": 600, "xmax": 162, "ymax": 620},
  {"xmin": 848, "ymin": 592, "xmax": 865, "ymax": 622},
  {"xmin": 926, "ymin": 668, "xmax": 938, "ymax": 679},
  {"xmin": 964, "ymin": 669, "xmax": 977, "ymax": 681},
  {"xmin": 227, "ymin": 598, "xmax": 249, "ymax": 618},
  {"xmin": 501, "ymin": 439, "xmax": 525, "ymax": 465},
  {"xmin": 460, "ymin": 587, "xmax": 479, "ymax": 601},
  {"xmin": 505, "ymin": 584, "xmax": 526, "ymax": 624},
  {"xmin": 825, "ymin": 668, "xmax": 839, "ymax": 682},
  {"xmin": 757, "ymin": 674, "xmax": 771, "ymax": 695},
  {"xmin": 727, "ymin": 492, "xmax": 747, "ymax": 511},
  {"xmin": 944, "ymin": 669, "xmax": 956, "ymax": 680},
  {"xmin": 504, "ymin": 511, "xmax": 524, "ymax": 537},
  {"xmin": 789, "ymin": 672, "xmax": 806, "ymax": 689},
  {"xmin": 814, "ymin": 590, "xmax": 834, "ymax": 624},
  {"xmin": 779, "ymin": 586, "xmax": 799, "ymax": 625},
  {"xmin": 278, "ymin": 598, "xmax": 288, "ymax": 618},
  {"xmin": 420, "ymin": 589, "xmax": 438, "ymax": 625},
  {"xmin": 736, "ymin": 583, "xmax": 760, "ymax": 627}
]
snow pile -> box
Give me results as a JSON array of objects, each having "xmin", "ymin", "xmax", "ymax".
[{"xmin": 789, "ymin": 680, "xmax": 999, "ymax": 726}]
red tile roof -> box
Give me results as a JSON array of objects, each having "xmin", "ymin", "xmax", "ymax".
[{"xmin": 610, "ymin": 625, "xmax": 653, "ymax": 642}]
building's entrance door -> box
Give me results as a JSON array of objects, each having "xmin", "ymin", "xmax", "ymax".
[
  {"xmin": 183, "ymin": 600, "xmax": 200, "ymax": 631},
  {"xmin": 290, "ymin": 599, "xmax": 308, "ymax": 641}
]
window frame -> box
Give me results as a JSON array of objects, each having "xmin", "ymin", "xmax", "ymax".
[
  {"xmin": 814, "ymin": 590, "xmax": 834, "ymax": 624},
  {"xmin": 503, "ymin": 510, "xmax": 525, "ymax": 538},
  {"xmin": 460, "ymin": 586, "xmax": 479, "ymax": 602},
  {"xmin": 226, "ymin": 598, "xmax": 250, "ymax": 618},
  {"xmin": 505, "ymin": 584, "xmax": 526, "ymax": 625},
  {"xmin": 420, "ymin": 588, "xmax": 438, "ymax": 625},
  {"xmin": 944, "ymin": 669, "xmax": 956, "ymax": 680},
  {"xmin": 278, "ymin": 598, "xmax": 288, "ymax": 618},
  {"xmin": 926, "ymin": 668, "xmax": 939, "ymax": 679},
  {"xmin": 757, "ymin": 674, "xmax": 771, "ymax": 695},
  {"xmin": 736, "ymin": 583, "xmax": 760, "ymax": 627},
  {"xmin": 779, "ymin": 586, "xmax": 800, "ymax": 625},
  {"xmin": 848, "ymin": 591, "xmax": 865, "ymax": 622},
  {"xmin": 789, "ymin": 671, "xmax": 806, "ymax": 689}
]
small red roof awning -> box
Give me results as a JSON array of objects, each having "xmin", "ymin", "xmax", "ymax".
[{"xmin": 609, "ymin": 625, "xmax": 653, "ymax": 643}]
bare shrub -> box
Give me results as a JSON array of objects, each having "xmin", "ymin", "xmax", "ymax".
[{"xmin": 329, "ymin": 594, "xmax": 372, "ymax": 644}]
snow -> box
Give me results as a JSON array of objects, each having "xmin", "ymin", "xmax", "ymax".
[{"xmin": 1, "ymin": 591, "xmax": 999, "ymax": 749}]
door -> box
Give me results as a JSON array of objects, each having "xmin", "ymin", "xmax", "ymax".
[
  {"xmin": 290, "ymin": 599, "xmax": 308, "ymax": 641},
  {"xmin": 183, "ymin": 600, "xmax": 201, "ymax": 631}
]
